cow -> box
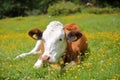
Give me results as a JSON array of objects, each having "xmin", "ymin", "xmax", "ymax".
[
  {"xmin": 86, "ymin": 2, "xmax": 94, "ymax": 7},
  {"xmin": 15, "ymin": 21, "xmax": 88, "ymax": 69}
]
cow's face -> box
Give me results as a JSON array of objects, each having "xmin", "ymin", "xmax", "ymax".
[
  {"xmin": 28, "ymin": 21, "xmax": 82, "ymax": 63},
  {"xmin": 41, "ymin": 21, "xmax": 66, "ymax": 63}
]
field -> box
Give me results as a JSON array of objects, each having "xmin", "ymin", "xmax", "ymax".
[{"xmin": 0, "ymin": 13, "xmax": 120, "ymax": 80}]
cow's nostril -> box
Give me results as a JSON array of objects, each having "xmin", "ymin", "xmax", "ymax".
[
  {"xmin": 47, "ymin": 56, "xmax": 50, "ymax": 61},
  {"xmin": 42, "ymin": 55, "xmax": 50, "ymax": 61}
]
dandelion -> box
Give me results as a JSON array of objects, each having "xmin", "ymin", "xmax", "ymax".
[
  {"xmin": 90, "ymin": 57, "xmax": 94, "ymax": 60},
  {"xmin": 16, "ymin": 68, "xmax": 20, "ymax": 72},
  {"xmin": 78, "ymin": 69, "xmax": 80, "ymax": 72},
  {"xmin": 1, "ymin": 68, "xmax": 4, "ymax": 71},
  {"xmin": 101, "ymin": 68, "xmax": 104, "ymax": 72},
  {"xmin": 77, "ymin": 65, "xmax": 80, "ymax": 68},
  {"xmin": 106, "ymin": 58, "xmax": 112, "ymax": 66},
  {"xmin": 50, "ymin": 71, "xmax": 54, "ymax": 74},
  {"xmin": 100, "ymin": 60, "xmax": 104, "ymax": 64},
  {"xmin": 108, "ymin": 58, "xmax": 112, "ymax": 62},
  {"xmin": 1, "ymin": 73, "xmax": 5, "ymax": 77},
  {"xmin": 9, "ymin": 64, "xmax": 13, "ymax": 68},
  {"xmin": 54, "ymin": 78, "xmax": 56, "ymax": 80},
  {"xmin": 112, "ymin": 74, "xmax": 120, "ymax": 80},
  {"xmin": 81, "ymin": 66, "xmax": 84, "ymax": 69},
  {"xmin": 63, "ymin": 73, "xmax": 66, "ymax": 76},
  {"xmin": 83, "ymin": 62, "xmax": 92, "ymax": 68},
  {"xmin": 66, "ymin": 68, "xmax": 69, "ymax": 73},
  {"xmin": 74, "ymin": 75, "xmax": 77, "ymax": 79},
  {"xmin": 87, "ymin": 33, "xmax": 95, "ymax": 39},
  {"xmin": 65, "ymin": 62, "xmax": 69, "ymax": 65},
  {"xmin": 99, "ymin": 48, "xmax": 104, "ymax": 53},
  {"xmin": 59, "ymin": 61, "xmax": 64, "ymax": 65}
]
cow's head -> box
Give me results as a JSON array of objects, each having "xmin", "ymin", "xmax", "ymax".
[{"xmin": 28, "ymin": 21, "xmax": 82, "ymax": 63}]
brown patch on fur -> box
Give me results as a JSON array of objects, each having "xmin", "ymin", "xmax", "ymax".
[
  {"xmin": 29, "ymin": 23, "xmax": 88, "ymax": 67},
  {"xmin": 63, "ymin": 23, "xmax": 88, "ymax": 64}
]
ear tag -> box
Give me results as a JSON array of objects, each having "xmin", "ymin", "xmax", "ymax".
[
  {"xmin": 33, "ymin": 34, "xmax": 37, "ymax": 39},
  {"xmin": 73, "ymin": 36, "xmax": 77, "ymax": 41}
]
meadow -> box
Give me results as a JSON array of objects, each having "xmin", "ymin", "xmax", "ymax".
[{"xmin": 0, "ymin": 13, "xmax": 120, "ymax": 80}]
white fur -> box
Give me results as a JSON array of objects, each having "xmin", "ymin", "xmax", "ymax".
[
  {"xmin": 33, "ymin": 59, "xmax": 43, "ymax": 69},
  {"xmin": 41, "ymin": 21, "xmax": 66, "ymax": 63},
  {"xmin": 15, "ymin": 21, "xmax": 67, "ymax": 68},
  {"xmin": 15, "ymin": 40, "xmax": 42, "ymax": 59}
]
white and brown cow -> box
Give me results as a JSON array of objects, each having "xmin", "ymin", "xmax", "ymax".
[{"xmin": 15, "ymin": 21, "xmax": 88, "ymax": 69}]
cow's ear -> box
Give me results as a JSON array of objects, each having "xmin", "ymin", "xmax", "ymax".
[
  {"xmin": 67, "ymin": 31, "xmax": 82, "ymax": 42},
  {"xmin": 28, "ymin": 28, "xmax": 43, "ymax": 40}
]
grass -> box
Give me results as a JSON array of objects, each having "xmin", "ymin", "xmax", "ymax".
[{"xmin": 0, "ymin": 13, "xmax": 120, "ymax": 80}]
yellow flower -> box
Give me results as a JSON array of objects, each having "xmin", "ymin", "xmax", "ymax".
[
  {"xmin": 1, "ymin": 68, "xmax": 4, "ymax": 71},
  {"xmin": 16, "ymin": 68, "xmax": 20, "ymax": 72},
  {"xmin": 74, "ymin": 75, "xmax": 77, "ymax": 79},
  {"xmin": 77, "ymin": 65, "xmax": 80, "ymax": 68},
  {"xmin": 83, "ymin": 62, "xmax": 92, "ymax": 68},
  {"xmin": 101, "ymin": 68, "xmax": 104, "ymax": 72},
  {"xmin": 65, "ymin": 62, "xmax": 69, "ymax": 65},
  {"xmin": 108, "ymin": 57, "xmax": 112, "ymax": 60},
  {"xmin": 51, "ymin": 71, "xmax": 54, "ymax": 74},
  {"xmin": 9, "ymin": 64, "xmax": 13, "ymax": 68},
  {"xmin": 78, "ymin": 69, "xmax": 80, "ymax": 72},
  {"xmin": 1, "ymin": 73, "xmax": 5, "ymax": 77},
  {"xmin": 59, "ymin": 61, "xmax": 64, "ymax": 65},
  {"xmin": 112, "ymin": 74, "xmax": 120, "ymax": 80}
]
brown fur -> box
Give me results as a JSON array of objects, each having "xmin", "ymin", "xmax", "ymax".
[
  {"xmin": 28, "ymin": 23, "xmax": 88, "ymax": 65},
  {"xmin": 63, "ymin": 23, "xmax": 88, "ymax": 64},
  {"xmin": 28, "ymin": 28, "xmax": 43, "ymax": 40}
]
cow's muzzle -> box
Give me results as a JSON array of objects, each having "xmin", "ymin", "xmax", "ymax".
[{"xmin": 41, "ymin": 55, "xmax": 50, "ymax": 61}]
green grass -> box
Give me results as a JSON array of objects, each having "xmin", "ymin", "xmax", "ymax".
[{"xmin": 0, "ymin": 13, "xmax": 120, "ymax": 80}]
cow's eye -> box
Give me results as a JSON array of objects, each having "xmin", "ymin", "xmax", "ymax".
[{"xmin": 59, "ymin": 38, "xmax": 62, "ymax": 41}]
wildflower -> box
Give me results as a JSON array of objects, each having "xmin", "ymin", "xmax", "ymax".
[
  {"xmin": 108, "ymin": 58, "xmax": 112, "ymax": 62},
  {"xmin": 78, "ymin": 69, "xmax": 80, "ymax": 72},
  {"xmin": 63, "ymin": 73, "xmax": 66, "ymax": 76},
  {"xmin": 112, "ymin": 74, "xmax": 120, "ymax": 80},
  {"xmin": 59, "ymin": 61, "xmax": 64, "ymax": 65},
  {"xmin": 65, "ymin": 62, "xmax": 69, "ymax": 65},
  {"xmin": 101, "ymin": 68, "xmax": 104, "ymax": 72},
  {"xmin": 77, "ymin": 65, "xmax": 80, "ymax": 68},
  {"xmin": 9, "ymin": 64, "xmax": 13, "ymax": 68},
  {"xmin": 16, "ymin": 68, "xmax": 20, "ymax": 72},
  {"xmin": 99, "ymin": 48, "xmax": 104, "ymax": 53},
  {"xmin": 100, "ymin": 60, "xmax": 104, "ymax": 64},
  {"xmin": 51, "ymin": 71, "xmax": 54, "ymax": 74},
  {"xmin": 1, "ymin": 73, "xmax": 5, "ymax": 77},
  {"xmin": 81, "ymin": 66, "xmax": 84, "ymax": 69},
  {"xmin": 74, "ymin": 75, "xmax": 77, "ymax": 79},
  {"xmin": 1, "ymin": 68, "xmax": 4, "ymax": 71},
  {"xmin": 83, "ymin": 62, "xmax": 92, "ymax": 68},
  {"xmin": 66, "ymin": 68, "xmax": 69, "ymax": 73},
  {"xmin": 90, "ymin": 57, "xmax": 94, "ymax": 60}
]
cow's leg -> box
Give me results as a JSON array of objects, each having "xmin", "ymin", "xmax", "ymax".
[
  {"xmin": 33, "ymin": 59, "xmax": 43, "ymax": 69},
  {"xmin": 14, "ymin": 40, "xmax": 42, "ymax": 59}
]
